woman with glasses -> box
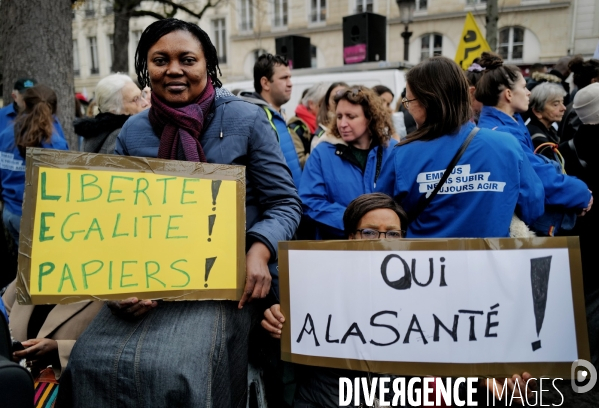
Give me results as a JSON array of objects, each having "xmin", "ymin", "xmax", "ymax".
[
  {"xmin": 375, "ymin": 56, "xmax": 545, "ymax": 238},
  {"xmin": 262, "ymin": 193, "xmax": 407, "ymax": 407},
  {"xmin": 299, "ymin": 85, "xmax": 397, "ymax": 239}
]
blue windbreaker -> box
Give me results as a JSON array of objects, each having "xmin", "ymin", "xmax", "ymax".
[
  {"xmin": 300, "ymin": 133, "xmax": 397, "ymax": 238},
  {"xmin": 478, "ymin": 106, "xmax": 591, "ymax": 209},
  {"xmin": 0, "ymin": 125, "xmax": 68, "ymax": 216},
  {"xmin": 375, "ymin": 122, "xmax": 545, "ymax": 238}
]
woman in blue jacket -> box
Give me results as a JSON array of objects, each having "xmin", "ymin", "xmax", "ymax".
[
  {"xmin": 376, "ymin": 57, "xmax": 544, "ymax": 238},
  {"xmin": 0, "ymin": 84, "xmax": 68, "ymax": 247},
  {"xmin": 476, "ymin": 52, "xmax": 593, "ymax": 236},
  {"xmin": 299, "ymin": 85, "xmax": 397, "ymax": 239}
]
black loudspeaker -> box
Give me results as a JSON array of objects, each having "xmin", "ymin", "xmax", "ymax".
[
  {"xmin": 342, "ymin": 12, "xmax": 386, "ymax": 64},
  {"xmin": 275, "ymin": 35, "xmax": 311, "ymax": 69}
]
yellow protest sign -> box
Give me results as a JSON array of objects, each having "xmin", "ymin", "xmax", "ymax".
[
  {"xmin": 17, "ymin": 149, "xmax": 246, "ymax": 304},
  {"xmin": 455, "ymin": 12, "xmax": 491, "ymax": 70}
]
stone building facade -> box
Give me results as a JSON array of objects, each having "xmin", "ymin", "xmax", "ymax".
[{"xmin": 72, "ymin": 0, "xmax": 597, "ymax": 93}]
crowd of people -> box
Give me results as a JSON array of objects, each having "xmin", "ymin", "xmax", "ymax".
[{"xmin": 0, "ymin": 17, "xmax": 597, "ymax": 407}]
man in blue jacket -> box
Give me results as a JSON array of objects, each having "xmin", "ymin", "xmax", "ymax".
[{"xmin": 239, "ymin": 54, "xmax": 302, "ymax": 188}]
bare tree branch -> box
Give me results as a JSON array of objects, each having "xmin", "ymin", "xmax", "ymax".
[
  {"xmin": 130, "ymin": 9, "xmax": 166, "ymax": 20},
  {"xmin": 152, "ymin": 0, "xmax": 223, "ymax": 20}
]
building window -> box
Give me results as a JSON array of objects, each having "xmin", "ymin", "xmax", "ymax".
[
  {"xmin": 132, "ymin": 30, "xmax": 142, "ymax": 46},
  {"xmin": 466, "ymin": 0, "xmax": 486, "ymax": 5},
  {"xmin": 498, "ymin": 27, "xmax": 524, "ymax": 61},
  {"xmin": 84, "ymin": 0, "xmax": 95, "ymax": 18},
  {"xmin": 415, "ymin": 0, "xmax": 427, "ymax": 11},
  {"xmin": 88, "ymin": 36, "xmax": 99, "ymax": 75},
  {"xmin": 73, "ymin": 40, "xmax": 80, "ymax": 77},
  {"xmin": 420, "ymin": 33, "xmax": 442, "ymax": 61},
  {"xmin": 104, "ymin": 0, "xmax": 113, "ymax": 14},
  {"xmin": 108, "ymin": 34, "xmax": 114, "ymax": 72},
  {"xmin": 273, "ymin": 0, "xmax": 288, "ymax": 28},
  {"xmin": 212, "ymin": 19, "xmax": 227, "ymax": 64},
  {"xmin": 239, "ymin": 0, "xmax": 253, "ymax": 31},
  {"xmin": 355, "ymin": 0, "xmax": 373, "ymax": 13},
  {"xmin": 310, "ymin": 0, "xmax": 326, "ymax": 23},
  {"xmin": 311, "ymin": 45, "xmax": 318, "ymax": 68}
]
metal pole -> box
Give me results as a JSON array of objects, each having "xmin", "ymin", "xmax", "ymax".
[{"xmin": 401, "ymin": 24, "xmax": 413, "ymax": 62}]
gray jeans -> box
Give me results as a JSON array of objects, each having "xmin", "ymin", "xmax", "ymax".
[{"xmin": 58, "ymin": 300, "xmax": 254, "ymax": 408}]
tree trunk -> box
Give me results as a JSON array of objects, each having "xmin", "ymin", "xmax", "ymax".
[
  {"xmin": 112, "ymin": 7, "xmax": 131, "ymax": 74},
  {"xmin": 0, "ymin": 0, "xmax": 76, "ymax": 149}
]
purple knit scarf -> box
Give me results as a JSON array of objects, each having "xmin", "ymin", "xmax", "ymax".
[{"xmin": 149, "ymin": 80, "xmax": 215, "ymax": 162}]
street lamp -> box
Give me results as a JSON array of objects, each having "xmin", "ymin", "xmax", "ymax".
[{"xmin": 396, "ymin": 0, "xmax": 416, "ymax": 62}]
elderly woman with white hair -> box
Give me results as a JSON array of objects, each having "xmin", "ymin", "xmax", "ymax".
[
  {"xmin": 288, "ymin": 82, "xmax": 328, "ymax": 167},
  {"xmin": 74, "ymin": 73, "xmax": 149, "ymax": 153},
  {"xmin": 526, "ymin": 82, "xmax": 567, "ymax": 159}
]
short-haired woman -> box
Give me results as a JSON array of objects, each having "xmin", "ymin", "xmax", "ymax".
[
  {"xmin": 476, "ymin": 52, "xmax": 592, "ymax": 236},
  {"xmin": 288, "ymin": 82, "xmax": 328, "ymax": 167},
  {"xmin": 59, "ymin": 18, "xmax": 301, "ymax": 407},
  {"xmin": 299, "ymin": 86, "xmax": 397, "ymax": 239},
  {"xmin": 75, "ymin": 73, "xmax": 149, "ymax": 154},
  {"xmin": 375, "ymin": 56, "xmax": 544, "ymax": 238},
  {"xmin": 0, "ymin": 84, "xmax": 68, "ymax": 246},
  {"xmin": 526, "ymin": 83, "xmax": 567, "ymax": 159}
]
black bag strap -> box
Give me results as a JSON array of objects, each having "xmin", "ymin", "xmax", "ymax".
[
  {"xmin": 567, "ymin": 138, "xmax": 588, "ymax": 170},
  {"xmin": 407, "ymin": 127, "xmax": 480, "ymax": 223}
]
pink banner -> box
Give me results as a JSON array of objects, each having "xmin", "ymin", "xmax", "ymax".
[{"xmin": 344, "ymin": 44, "xmax": 367, "ymax": 64}]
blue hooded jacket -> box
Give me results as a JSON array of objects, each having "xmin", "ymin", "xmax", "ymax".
[
  {"xmin": 238, "ymin": 92, "xmax": 302, "ymax": 188},
  {"xmin": 375, "ymin": 122, "xmax": 545, "ymax": 238},
  {"xmin": 115, "ymin": 88, "xmax": 302, "ymax": 297},
  {"xmin": 0, "ymin": 125, "xmax": 69, "ymax": 216},
  {"xmin": 478, "ymin": 106, "xmax": 591, "ymax": 210},
  {"xmin": 300, "ymin": 133, "xmax": 397, "ymax": 238}
]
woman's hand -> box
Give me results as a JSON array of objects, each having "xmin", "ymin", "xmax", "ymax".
[
  {"xmin": 261, "ymin": 304, "xmax": 286, "ymax": 339},
  {"xmin": 483, "ymin": 372, "xmax": 536, "ymax": 405},
  {"xmin": 13, "ymin": 338, "xmax": 59, "ymax": 367},
  {"xmin": 580, "ymin": 193, "xmax": 593, "ymax": 217},
  {"xmin": 107, "ymin": 297, "xmax": 157, "ymax": 319},
  {"xmin": 238, "ymin": 241, "xmax": 272, "ymax": 309}
]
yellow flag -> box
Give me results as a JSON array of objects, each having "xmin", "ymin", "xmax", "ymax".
[{"xmin": 455, "ymin": 12, "xmax": 491, "ymax": 70}]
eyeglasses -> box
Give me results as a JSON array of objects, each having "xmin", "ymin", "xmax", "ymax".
[
  {"xmin": 356, "ymin": 229, "xmax": 405, "ymax": 239},
  {"xmin": 401, "ymin": 97, "xmax": 417, "ymax": 109}
]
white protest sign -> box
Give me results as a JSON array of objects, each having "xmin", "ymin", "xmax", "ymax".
[{"xmin": 279, "ymin": 238, "xmax": 588, "ymax": 377}]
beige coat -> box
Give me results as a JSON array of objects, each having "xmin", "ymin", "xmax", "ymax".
[{"xmin": 2, "ymin": 281, "xmax": 103, "ymax": 378}]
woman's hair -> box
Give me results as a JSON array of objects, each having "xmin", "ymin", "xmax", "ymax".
[
  {"xmin": 372, "ymin": 85, "xmax": 394, "ymax": 98},
  {"xmin": 568, "ymin": 55, "xmax": 599, "ymax": 90},
  {"xmin": 332, "ymin": 85, "xmax": 394, "ymax": 147},
  {"xmin": 343, "ymin": 193, "xmax": 408, "ymax": 237},
  {"xmin": 13, "ymin": 84, "xmax": 57, "ymax": 158},
  {"xmin": 95, "ymin": 73, "xmax": 135, "ymax": 114},
  {"xmin": 301, "ymin": 82, "xmax": 328, "ymax": 107},
  {"xmin": 317, "ymin": 81, "xmax": 348, "ymax": 126},
  {"xmin": 474, "ymin": 52, "xmax": 522, "ymax": 107},
  {"xmin": 465, "ymin": 63, "xmax": 484, "ymax": 87},
  {"xmin": 135, "ymin": 18, "xmax": 222, "ymax": 89},
  {"xmin": 401, "ymin": 56, "xmax": 471, "ymax": 145},
  {"xmin": 529, "ymin": 83, "xmax": 567, "ymax": 113}
]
